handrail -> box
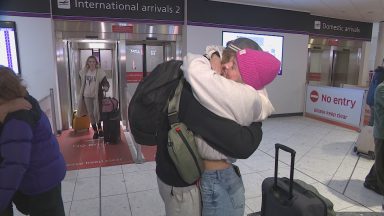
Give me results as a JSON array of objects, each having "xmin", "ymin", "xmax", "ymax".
[{"xmin": 38, "ymin": 88, "xmax": 58, "ymax": 135}]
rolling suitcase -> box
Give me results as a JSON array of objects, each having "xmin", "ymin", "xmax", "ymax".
[
  {"xmin": 72, "ymin": 110, "xmax": 90, "ymax": 133},
  {"xmin": 101, "ymin": 96, "xmax": 120, "ymax": 144},
  {"xmin": 261, "ymin": 143, "xmax": 335, "ymax": 216},
  {"xmin": 353, "ymin": 126, "xmax": 375, "ymax": 160},
  {"xmin": 103, "ymin": 110, "xmax": 121, "ymax": 144}
]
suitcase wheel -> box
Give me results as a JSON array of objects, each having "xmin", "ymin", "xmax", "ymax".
[
  {"xmin": 353, "ymin": 146, "xmax": 357, "ymax": 153},
  {"xmin": 368, "ymin": 151, "xmax": 375, "ymax": 160}
]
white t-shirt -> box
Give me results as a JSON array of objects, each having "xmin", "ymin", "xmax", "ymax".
[{"xmin": 83, "ymin": 70, "xmax": 97, "ymax": 98}]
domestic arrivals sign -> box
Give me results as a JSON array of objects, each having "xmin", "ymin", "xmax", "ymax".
[
  {"xmin": 311, "ymin": 15, "xmax": 372, "ymax": 41},
  {"xmin": 51, "ymin": 0, "xmax": 184, "ymax": 23},
  {"xmin": 305, "ymin": 85, "xmax": 365, "ymax": 129}
]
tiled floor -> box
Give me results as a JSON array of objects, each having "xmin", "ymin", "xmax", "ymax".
[{"xmin": 14, "ymin": 116, "xmax": 383, "ymax": 215}]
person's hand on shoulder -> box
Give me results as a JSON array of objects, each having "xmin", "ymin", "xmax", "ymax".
[
  {"xmin": 0, "ymin": 98, "xmax": 32, "ymax": 123},
  {"xmin": 205, "ymin": 45, "xmax": 223, "ymax": 74},
  {"xmin": 210, "ymin": 54, "xmax": 222, "ymax": 74},
  {"xmin": 205, "ymin": 45, "xmax": 223, "ymax": 60}
]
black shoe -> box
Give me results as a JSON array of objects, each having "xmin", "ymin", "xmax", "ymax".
[
  {"xmin": 364, "ymin": 182, "xmax": 384, "ymax": 195},
  {"xmin": 93, "ymin": 132, "xmax": 99, "ymax": 139},
  {"xmin": 98, "ymin": 130, "xmax": 104, "ymax": 137}
]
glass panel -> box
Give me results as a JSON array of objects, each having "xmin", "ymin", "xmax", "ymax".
[
  {"xmin": 126, "ymin": 45, "xmax": 143, "ymax": 72},
  {"xmin": 332, "ymin": 50, "xmax": 350, "ymax": 87},
  {"xmin": 125, "ymin": 45, "xmax": 143, "ymax": 97},
  {"xmin": 71, "ymin": 49, "xmax": 92, "ymax": 112},
  {"xmin": 146, "ymin": 45, "xmax": 164, "ymax": 72},
  {"xmin": 309, "ymin": 51, "xmax": 322, "ymax": 73},
  {"xmin": 308, "ymin": 49, "xmax": 325, "ymax": 84},
  {"xmin": 80, "ymin": 50, "xmax": 92, "ymax": 69},
  {"xmin": 100, "ymin": 49, "xmax": 112, "ymax": 71},
  {"xmin": 100, "ymin": 49, "xmax": 113, "ymax": 97}
]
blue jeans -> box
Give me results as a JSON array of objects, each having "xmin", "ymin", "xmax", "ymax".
[{"xmin": 200, "ymin": 165, "xmax": 245, "ymax": 216}]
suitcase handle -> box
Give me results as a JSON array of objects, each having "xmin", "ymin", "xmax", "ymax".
[{"xmin": 274, "ymin": 143, "xmax": 296, "ymax": 200}]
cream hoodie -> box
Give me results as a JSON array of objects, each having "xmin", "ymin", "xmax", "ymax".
[{"xmin": 182, "ymin": 53, "xmax": 275, "ymax": 160}]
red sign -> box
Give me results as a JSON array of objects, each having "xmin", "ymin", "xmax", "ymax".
[
  {"xmin": 308, "ymin": 72, "xmax": 321, "ymax": 81},
  {"xmin": 126, "ymin": 72, "xmax": 143, "ymax": 83},
  {"xmin": 327, "ymin": 39, "xmax": 338, "ymax": 46},
  {"xmin": 112, "ymin": 25, "xmax": 133, "ymax": 33},
  {"xmin": 310, "ymin": 90, "xmax": 319, "ymax": 102}
]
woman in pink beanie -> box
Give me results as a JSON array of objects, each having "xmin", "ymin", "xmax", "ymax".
[{"xmin": 182, "ymin": 37, "xmax": 280, "ymax": 216}]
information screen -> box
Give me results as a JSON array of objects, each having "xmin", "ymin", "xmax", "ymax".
[
  {"xmin": 0, "ymin": 21, "xmax": 20, "ymax": 74},
  {"xmin": 222, "ymin": 31, "xmax": 284, "ymax": 75}
]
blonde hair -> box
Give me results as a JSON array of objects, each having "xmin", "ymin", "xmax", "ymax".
[
  {"xmin": 84, "ymin": 56, "xmax": 100, "ymax": 70},
  {"xmin": 0, "ymin": 67, "xmax": 27, "ymax": 101}
]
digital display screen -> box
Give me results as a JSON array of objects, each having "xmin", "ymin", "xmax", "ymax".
[
  {"xmin": 0, "ymin": 21, "xmax": 20, "ymax": 74},
  {"xmin": 222, "ymin": 31, "xmax": 284, "ymax": 75}
]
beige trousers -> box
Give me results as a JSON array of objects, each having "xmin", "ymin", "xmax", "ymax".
[{"xmin": 157, "ymin": 177, "xmax": 201, "ymax": 216}]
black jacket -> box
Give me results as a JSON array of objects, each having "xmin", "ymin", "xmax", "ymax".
[{"xmin": 155, "ymin": 82, "xmax": 263, "ymax": 187}]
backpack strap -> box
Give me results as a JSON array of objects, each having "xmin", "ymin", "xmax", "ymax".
[{"xmin": 168, "ymin": 79, "xmax": 184, "ymax": 127}]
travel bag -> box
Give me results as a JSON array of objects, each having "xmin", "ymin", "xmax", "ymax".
[
  {"xmin": 167, "ymin": 79, "xmax": 203, "ymax": 184},
  {"xmin": 101, "ymin": 96, "xmax": 120, "ymax": 144},
  {"xmin": 72, "ymin": 110, "xmax": 90, "ymax": 133},
  {"xmin": 353, "ymin": 126, "xmax": 375, "ymax": 160},
  {"xmin": 103, "ymin": 110, "xmax": 121, "ymax": 144},
  {"xmin": 128, "ymin": 60, "xmax": 183, "ymax": 145},
  {"xmin": 260, "ymin": 143, "xmax": 335, "ymax": 216}
]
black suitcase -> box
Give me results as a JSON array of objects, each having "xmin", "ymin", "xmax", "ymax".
[
  {"xmin": 261, "ymin": 143, "xmax": 335, "ymax": 216},
  {"xmin": 102, "ymin": 110, "xmax": 121, "ymax": 144}
]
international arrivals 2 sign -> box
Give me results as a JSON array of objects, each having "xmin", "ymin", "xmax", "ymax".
[{"xmin": 51, "ymin": 0, "xmax": 184, "ymax": 23}]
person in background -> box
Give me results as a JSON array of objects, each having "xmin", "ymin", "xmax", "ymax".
[
  {"xmin": 77, "ymin": 55, "xmax": 109, "ymax": 139},
  {"xmin": 366, "ymin": 61, "xmax": 384, "ymax": 126},
  {"xmin": 0, "ymin": 67, "xmax": 66, "ymax": 216},
  {"xmin": 182, "ymin": 38, "xmax": 279, "ymax": 216},
  {"xmin": 364, "ymin": 80, "xmax": 384, "ymax": 196}
]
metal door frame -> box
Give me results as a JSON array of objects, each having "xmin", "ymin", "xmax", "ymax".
[
  {"xmin": 67, "ymin": 41, "xmax": 118, "ymax": 112},
  {"xmin": 55, "ymin": 20, "xmax": 182, "ymax": 130},
  {"xmin": 307, "ymin": 37, "xmax": 362, "ymax": 87}
]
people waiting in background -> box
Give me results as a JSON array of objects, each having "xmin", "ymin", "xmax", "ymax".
[
  {"xmin": 366, "ymin": 61, "xmax": 384, "ymax": 126},
  {"xmin": 77, "ymin": 55, "xmax": 109, "ymax": 139},
  {"xmin": 0, "ymin": 66, "xmax": 66, "ymax": 216}
]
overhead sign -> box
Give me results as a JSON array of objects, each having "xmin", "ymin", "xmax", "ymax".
[
  {"xmin": 0, "ymin": 0, "xmax": 51, "ymax": 16},
  {"xmin": 305, "ymin": 85, "xmax": 365, "ymax": 129},
  {"xmin": 190, "ymin": 0, "xmax": 372, "ymax": 40},
  {"xmin": 311, "ymin": 16, "xmax": 372, "ymax": 41},
  {"xmin": 51, "ymin": 0, "xmax": 184, "ymax": 23},
  {"xmin": 189, "ymin": 0, "xmax": 310, "ymax": 34}
]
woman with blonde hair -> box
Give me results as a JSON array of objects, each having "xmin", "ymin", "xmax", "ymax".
[
  {"xmin": 77, "ymin": 55, "xmax": 109, "ymax": 139},
  {"xmin": 0, "ymin": 66, "xmax": 66, "ymax": 216}
]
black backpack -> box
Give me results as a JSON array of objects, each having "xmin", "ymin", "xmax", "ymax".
[{"xmin": 128, "ymin": 60, "xmax": 183, "ymax": 145}]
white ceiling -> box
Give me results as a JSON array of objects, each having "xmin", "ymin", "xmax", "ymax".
[{"xmin": 212, "ymin": 0, "xmax": 384, "ymax": 23}]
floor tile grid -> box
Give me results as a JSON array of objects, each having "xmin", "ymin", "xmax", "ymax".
[
  {"xmin": 12, "ymin": 116, "xmax": 383, "ymax": 215},
  {"xmin": 242, "ymin": 117, "xmax": 380, "ymax": 213},
  {"xmin": 242, "ymin": 157, "xmax": 371, "ymax": 213}
]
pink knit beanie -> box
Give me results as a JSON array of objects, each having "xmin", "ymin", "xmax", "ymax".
[{"xmin": 228, "ymin": 43, "xmax": 281, "ymax": 90}]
